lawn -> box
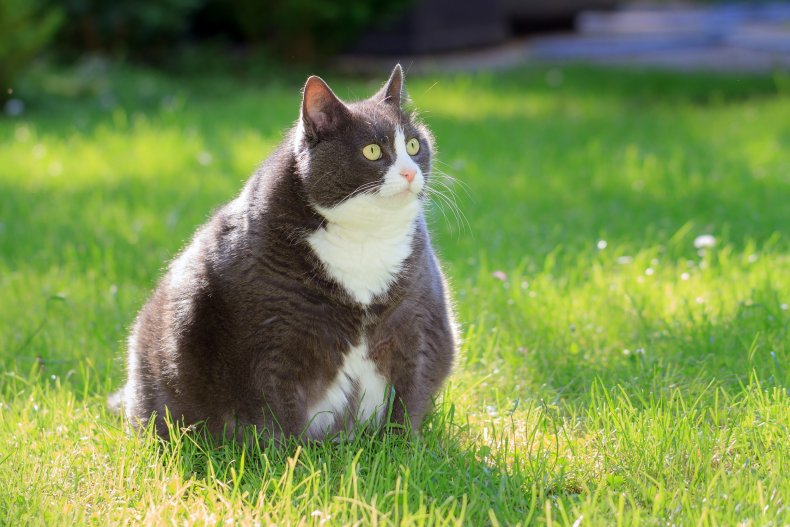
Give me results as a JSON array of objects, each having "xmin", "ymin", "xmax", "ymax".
[{"xmin": 1, "ymin": 63, "xmax": 789, "ymax": 525}]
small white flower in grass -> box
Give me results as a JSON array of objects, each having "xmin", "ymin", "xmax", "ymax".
[
  {"xmin": 748, "ymin": 254, "xmax": 759, "ymax": 263},
  {"xmin": 781, "ymin": 303, "xmax": 788, "ymax": 311},
  {"xmin": 645, "ymin": 267, "xmax": 654, "ymax": 276},
  {"xmin": 310, "ymin": 511, "xmax": 332, "ymax": 523},
  {"xmin": 622, "ymin": 348, "xmax": 631, "ymax": 356},
  {"xmin": 197, "ymin": 151, "xmax": 213, "ymax": 166},
  {"xmin": 681, "ymin": 272, "xmax": 690, "ymax": 280},
  {"xmin": 597, "ymin": 240, "xmax": 607, "ymax": 250},
  {"xmin": 32, "ymin": 143, "xmax": 46, "ymax": 159},
  {"xmin": 635, "ymin": 348, "xmax": 645, "ymax": 355},
  {"xmin": 49, "ymin": 161, "xmax": 62, "ymax": 176},
  {"xmin": 486, "ymin": 405, "xmax": 498, "ymax": 416},
  {"xmin": 693, "ymin": 234, "xmax": 716, "ymax": 249},
  {"xmin": 696, "ymin": 296, "xmax": 705, "ymax": 304},
  {"xmin": 616, "ymin": 256, "xmax": 633, "ymax": 265},
  {"xmin": 15, "ymin": 125, "xmax": 30, "ymax": 142},
  {"xmin": 492, "ymin": 270, "xmax": 507, "ymax": 282}
]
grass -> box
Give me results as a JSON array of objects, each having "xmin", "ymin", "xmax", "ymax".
[{"xmin": 1, "ymin": 62, "xmax": 789, "ymax": 525}]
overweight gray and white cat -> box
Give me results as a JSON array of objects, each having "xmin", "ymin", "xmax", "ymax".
[{"xmin": 111, "ymin": 65, "xmax": 457, "ymax": 441}]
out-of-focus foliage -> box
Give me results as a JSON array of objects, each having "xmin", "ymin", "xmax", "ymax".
[
  {"xmin": 42, "ymin": 0, "xmax": 411, "ymax": 62},
  {"xmin": 0, "ymin": 0, "xmax": 62, "ymax": 100},
  {"xmin": 52, "ymin": 0, "xmax": 203, "ymax": 59},
  {"xmin": 223, "ymin": 0, "xmax": 412, "ymax": 60}
]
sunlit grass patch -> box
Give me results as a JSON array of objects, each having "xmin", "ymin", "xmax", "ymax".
[{"xmin": 1, "ymin": 64, "xmax": 789, "ymax": 525}]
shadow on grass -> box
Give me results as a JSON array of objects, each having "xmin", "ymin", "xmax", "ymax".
[
  {"xmin": 3, "ymin": 67, "xmax": 788, "ymax": 403},
  {"xmin": 136, "ymin": 407, "xmax": 547, "ymax": 525},
  {"xmin": 426, "ymin": 108, "xmax": 788, "ymax": 259},
  {"xmin": 3, "ymin": 103, "xmax": 788, "ymax": 275},
  {"xmin": 4, "ymin": 63, "xmax": 788, "ymax": 433},
  {"xmin": 487, "ymin": 277, "xmax": 789, "ymax": 412},
  {"xmin": 465, "ymin": 66, "xmax": 787, "ymax": 103}
]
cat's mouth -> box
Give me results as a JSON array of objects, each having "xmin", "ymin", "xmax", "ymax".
[
  {"xmin": 377, "ymin": 180, "xmax": 424, "ymax": 200},
  {"xmin": 389, "ymin": 187, "xmax": 416, "ymax": 199}
]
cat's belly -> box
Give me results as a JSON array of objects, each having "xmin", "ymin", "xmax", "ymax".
[{"xmin": 305, "ymin": 338, "xmax": 389, "ymax": 439}]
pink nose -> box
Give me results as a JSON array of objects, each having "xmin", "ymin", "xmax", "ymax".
[{"xmin": 400, "ymin": 168, "xmax": 416, "ymax": 183}]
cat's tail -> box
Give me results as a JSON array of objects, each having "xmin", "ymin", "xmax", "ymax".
[{"xmin": 107, "ymin": 387, "xmax": 124, "ymax": 414}]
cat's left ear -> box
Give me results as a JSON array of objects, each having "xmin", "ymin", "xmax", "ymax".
[
  {"xmin": 376, "ymin": 64, "xmax": 404, "ymax": 109},
  {"xmin": 301, "ymin": 75, "xmax": 349, "ymax": 141}
]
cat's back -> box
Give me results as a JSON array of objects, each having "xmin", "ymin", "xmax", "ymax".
[{"xmin": 119, "ymin": 193, "xmax": 250, "ymax": 426}]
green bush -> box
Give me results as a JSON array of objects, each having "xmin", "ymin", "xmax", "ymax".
[
  {"xmin": 45, "ymin": 0, "xmax": 411, "ymax": 63},
  {"xmin": 52, "ymin": 0, "xmax": 204, "ymax": 59},
  {"xmin": 0, "ymin": 0, "xmax": 63, "ymax": 102},
  {"xmin": 224, "ymin": 0, "xmax": 412, "ymax": 60},
  {"xmin": 0, "ymin": 0, "xmax": 412, "ymax": 72}
]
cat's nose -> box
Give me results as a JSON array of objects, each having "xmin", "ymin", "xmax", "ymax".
[{"xmin": 400, "ymin": 168, "xmax": 416, "ymax": 183}]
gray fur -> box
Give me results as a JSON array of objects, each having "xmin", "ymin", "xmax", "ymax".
[{"xmin": 112, "ymin": 65, "xmax": 457, "ymax": 441}]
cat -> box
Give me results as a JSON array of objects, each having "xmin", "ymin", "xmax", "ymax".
[{"xmin": 110, "ymin": 65, "xmax": 457, "ymax": 442}]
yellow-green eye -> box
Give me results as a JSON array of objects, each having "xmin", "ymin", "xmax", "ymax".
[
  {"xmin": 362, "ymin": 144, "xmax": 382, "ymax": 161},
  {"xmin": 406, "ymin": 137, "xmax": 420, "ymax": 156}
]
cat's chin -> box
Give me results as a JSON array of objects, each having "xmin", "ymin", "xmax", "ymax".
[
  {"xmin": 377, "ymin": 191, "xmax": 420, "ymax": 210},
  {"xmin": 386, "ymin": 189, "xmax": 416, "ymax": 200},
  {"xmin": 378, "ymin": 186, "xmax": 422, "ymax": 202}
]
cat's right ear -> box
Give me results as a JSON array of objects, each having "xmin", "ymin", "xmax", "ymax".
[
  {"xmin": 301, "ymin": 76, "xmax": 348, "ymax": 142},
  {"xmin": 377, "ymin": 63, "xmax": 404, "ymax": 109}
]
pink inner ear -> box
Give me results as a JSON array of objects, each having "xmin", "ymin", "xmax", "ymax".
[
  {"xmin": 305, "ymin": 82, "xmax": 335, "ymax": 131},
  {"xmin": 307, "ymin": 97, "xmax": 331, "ymax": 129}
]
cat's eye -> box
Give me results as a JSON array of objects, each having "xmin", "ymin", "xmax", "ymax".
[
  {"xmin": 406, "ymin": 137, "xmax": 420, "ymax": 156},
  {"xmin": 362, "ymin": 144, "xmax": 382, "ymax": 161}
]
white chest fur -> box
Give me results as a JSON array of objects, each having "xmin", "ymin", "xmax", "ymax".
[
  {"xmin": 305, "ymin": 339, "xmax": 389, "ymax": 438},
  {"xmin": 308, "ymin": 195, "xmax": 419, "ymax": 305},
  {"xmin": 307, "ymin": 127, "xmax": 423, "ymax": 306}
]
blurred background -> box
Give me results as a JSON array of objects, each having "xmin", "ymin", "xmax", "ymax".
[
  {"xmin": 4, "ymin": 0, "xmax": 790, "ymax": 109},
  {"xmin": 4, "ymin": 3, "xmax": 790, "ymax": 523}
]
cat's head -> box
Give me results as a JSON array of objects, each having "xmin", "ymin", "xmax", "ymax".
[{"xmin": 294, "ymin": 65, "xmax": 433, "ymax": 221}]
